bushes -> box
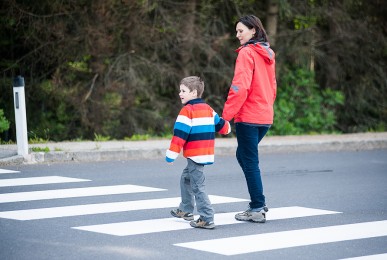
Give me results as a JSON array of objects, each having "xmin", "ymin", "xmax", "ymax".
[
  {"xmin": 0, "ymin": 109, "xmax": 10, "ymax": 132},
  {"xmin": 271, "ymin": 67, "xmax": 344, "ymax": 135},
  {"xmin": 1, "ymin": 1, "xmax": 383, "ymax": 141},
  {"xmin": 0, "ymin": 109, "xmax": 10, "ymax": 142}
]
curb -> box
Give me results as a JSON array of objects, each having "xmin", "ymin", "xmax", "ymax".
[
  {"xmin": 0, "ymin": 155, "xmax": 25, "ymax": 166},
  {"xmin": 258, "ymin": 138, "xmax": 387, "ymax": 154},
  {"xmin": 1, "ymin": 133, "xmax": 386, "ymax": 166},
  {"xmin": 30, "ymin": 149, "xmax": 166, "ymax": 164},
  {"xmin": 26, "ymin": 139, "xmax": 387, "ymax": 164}
]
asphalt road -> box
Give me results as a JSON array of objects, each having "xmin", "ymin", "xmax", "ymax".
[{"xmin": 0, "ymin": 149, "xmax": 386, "ymax": 260}]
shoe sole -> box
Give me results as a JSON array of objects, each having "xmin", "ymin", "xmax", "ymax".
[
  {"xmin": 235, "ymin": 217, "xmax": 266, "ymax": 223},
  {"xmin": 235, "ymin": 213, "xmax": 266, "ymax": 223},
  {"xmin": 190, "ymin": 223, "xmax": 216, "ymax": 229}
]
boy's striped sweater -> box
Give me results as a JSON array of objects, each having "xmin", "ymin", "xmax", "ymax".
[{"xmin": 166, "ymin": 98, "xmax": 231, "ymax": 165}]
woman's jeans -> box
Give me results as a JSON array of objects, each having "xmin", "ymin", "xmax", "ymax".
[{"xmin": 235, "ymin": 123, "xmax": 270, "ymax": 210}]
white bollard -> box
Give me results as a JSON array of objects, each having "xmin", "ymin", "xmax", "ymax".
[{"xmin": 13, "ymin": 76, "xmax": 29, "ymax": 158}]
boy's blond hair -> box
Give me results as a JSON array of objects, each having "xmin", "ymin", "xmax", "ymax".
[{"xmin": 180, "ymin": 76, "xmax": 204, "ymax": 98}]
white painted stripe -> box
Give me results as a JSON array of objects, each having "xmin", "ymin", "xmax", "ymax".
[
  {"xmin": 73, "ymin": 206, "xmax": 340, "ymax": 236},
  {"xmin": 0, "ymin": 176, "xmax": 90, "ymax": 187},
  {"xmin": 174, "ymin": 220, "xmax": 387, "ymax": 256},
  {"xmin": 339, "ymin": 254, "xmax": 387, "ymax": 260},
  {"xmin": 74, "ymin": 217, "xmax": 191, "ymax": 236},
  {"xmin": 0, "ymin": 169, "xmax": 19, "ymax": 174},
  {"xmin": 0, "ymin": 184, "xmax": 165, "ymax": 203},
  {"xmin": 0, "ymin": 195, "xmax": 247, "ymax": 220}
]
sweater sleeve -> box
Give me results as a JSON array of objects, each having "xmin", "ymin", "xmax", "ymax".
[
  {"xmin": 166, "ymin": 106, "xmax": 192, "ymax": 163},
  {"xmin": 222, "ymin": 48, "xmax": 254, "ymax": 121},
  {"xmin": 214, "ymin": 111, "xmax": 231, "ymax": 135}
]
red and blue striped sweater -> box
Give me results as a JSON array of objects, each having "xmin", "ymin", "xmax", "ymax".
[{"xmin": 166, "ymin": 98, "xmax": 231, "ymax": 165}]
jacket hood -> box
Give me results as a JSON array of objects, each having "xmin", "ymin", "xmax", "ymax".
[{"xmin": 236, "ymin": 41, "xmax": 275, "ymax": 64}]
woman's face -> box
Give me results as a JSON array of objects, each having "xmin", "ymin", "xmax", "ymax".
[{"xmin": 236, "ymin": 22, "xmax": 256, "ymax": 45}]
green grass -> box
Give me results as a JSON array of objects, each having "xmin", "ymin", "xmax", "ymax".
[{"xmin": 31, "ymin": 146, "xmax": 50, "ymax": 152}]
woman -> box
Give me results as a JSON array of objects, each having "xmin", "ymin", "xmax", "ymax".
[{"xmin": 222, "ymin": 15, "xmax": 277, "ymax": 223}]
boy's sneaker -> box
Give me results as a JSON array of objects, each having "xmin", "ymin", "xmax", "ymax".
[
  {"xmin": 170, "ymin": 209, "xmax": 194, "ymax": 221},
  {"xmin": 190, "ymin": 218, "xmax": 215, "ymax": 229},
  {"xmin": 235, "ymin": 206, "xmax": 269, "ymax": 223}
]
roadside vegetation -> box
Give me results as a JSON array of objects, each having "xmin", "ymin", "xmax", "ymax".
[{"xmin": 0, "ymin": 0, "xmax": 385, "ymax": 143}]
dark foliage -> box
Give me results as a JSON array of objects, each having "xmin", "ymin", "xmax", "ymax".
[{"xmin": 0, "ymin": 0, "xmax": 385, "ymax": 141}]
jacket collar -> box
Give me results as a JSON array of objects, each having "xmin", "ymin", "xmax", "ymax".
[
  {"xmin": 243, "ymin": 39, "xmax": 260, "ymax": 46},
  {"xmin": 236, "ymin": 39, "xmax": 266, "ymax": 51},
  {"xmin": 186, "ymin": 98, "xmax": 205, "ymax": 105},
  {"xmin": 235, "ymin": 40, "xmax": 274, "ymax": 63}
]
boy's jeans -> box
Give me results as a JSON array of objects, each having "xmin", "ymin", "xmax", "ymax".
[
  {"xmin": 235, "ymin": 123, "xmax": 270, "ymax": 210},
  {"xmin": 179, "ymin": 159, "xmax": 214, "ymax": 222}
]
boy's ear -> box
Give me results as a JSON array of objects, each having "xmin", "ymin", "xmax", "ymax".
[{"xmin": 192, "ymin": 89, "xmax": 198, "ymax": 97}]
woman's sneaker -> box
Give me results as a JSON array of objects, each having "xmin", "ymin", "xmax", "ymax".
[
  {"xmin": 235, "ymin": 206, "xmax": 268, "ymax": 223},
  {"xmin": 190, "ymin": 218, "xmax": 215, "ymax": 229},
  {"xmin": 170, "ymin": 209, "xmax": 194, "ymax": 221}
]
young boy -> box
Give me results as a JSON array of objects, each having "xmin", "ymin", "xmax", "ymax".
[{"xmin": 166, "ymin": 76, "xmax": 231, "ymax": 229}]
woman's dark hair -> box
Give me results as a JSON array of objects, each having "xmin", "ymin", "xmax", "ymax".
[{"xmin": 235, "ymin": 15, "xmax": 269, "ymax": 42}]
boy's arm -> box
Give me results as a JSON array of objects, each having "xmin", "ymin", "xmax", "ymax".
[
  {"xmin": 166, "ymin": 107, "xmax": 192, "ymax": 163},
  {"xmin": 214, "ymin": 111, "xmax": 231, "ymax": 135}
]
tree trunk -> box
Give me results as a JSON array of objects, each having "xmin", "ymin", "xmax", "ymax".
[
  {"xmin": 180, "ymin": 0, "xmax": 196, "ymax": 76},
  {"xmin": 265, "ymin": 0, "xmax": 279, "ymax": 47},
  {"xmin": 325, "ymin": 1, "xmax": 341, "ymax": 89}
]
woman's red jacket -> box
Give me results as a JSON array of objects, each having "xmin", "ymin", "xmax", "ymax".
[{"xmin": 222, "ymin": 42, "xmax": 277, "ymax": 125}]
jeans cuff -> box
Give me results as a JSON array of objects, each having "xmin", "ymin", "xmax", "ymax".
[{"xmin": 249, "ymin": 206, "xmax": 266, "ymax": 212}]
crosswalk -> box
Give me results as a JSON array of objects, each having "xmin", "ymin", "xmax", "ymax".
[
  {"xmin": 174, "ymin": 221, "xmax": 387, "ymax": 255},
  {"xmin": 0, "ymin": 168, "xmax": 19, "ymax": 174},
  {"xmin": 0, "ymin": 184, "xmax": 166, "ymax": 203},
  {"xmin": 0, "ymin": 175, "xmax": 90, "ymax": 187},
  {"xmin": 1, "ymin": 169, "xmax": 386, "ymax": 258},
  {"xmin": 0, "ymin": 195, "xmax": 246, "ymax": 220},
  {"xmin": 73, "ymin": 207, "xmax": 340, "ymax": 236}
]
